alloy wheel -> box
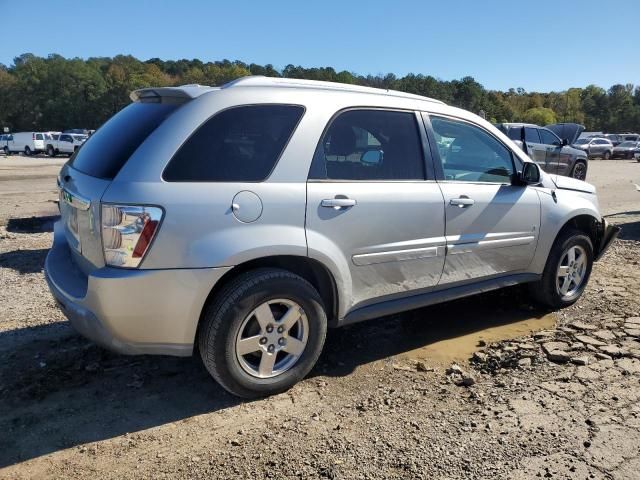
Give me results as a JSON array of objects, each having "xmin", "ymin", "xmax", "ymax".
[
  {"xmin": 572, "ymin": 162, "xmax": 587, "ymax": 180},
  {"xmin": 556, "ymin": 245, "xmax": 588, "ymax": 298},
  {"xmin": 235, "ymin": 299, "xmax": 309, "ymax": 379}
]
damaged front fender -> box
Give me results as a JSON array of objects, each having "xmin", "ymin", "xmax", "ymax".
[{"xmin": 594, "ymin": 219, "xmax": 621, "ymax": 262}]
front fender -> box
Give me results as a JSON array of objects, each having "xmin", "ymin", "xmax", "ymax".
[{"xmin": 529, "ymin": 187, "xmax": 602, "ymax": 273}]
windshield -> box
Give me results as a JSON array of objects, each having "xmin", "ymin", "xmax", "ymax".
[{"xmin": 574, "ymin": 138, "xmax": 589, "ymax": 144}]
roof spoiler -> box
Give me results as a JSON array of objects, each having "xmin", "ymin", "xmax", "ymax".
[{"xmin": 130, "ymin": 84, "xmax": 218, "ymax": 102}]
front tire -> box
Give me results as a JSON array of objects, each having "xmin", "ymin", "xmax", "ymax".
[
  {"xmin": 529, "ymin": 228, "xmax": 593, "ymax": 309},
  {"xmin": 603, "ymin": 150, "xmax": 611, "ymax": 160},
  {"xmin": 199, "ymin": 268, "xmax": 328, "ymax": 399},
  {"xmin": 46, "ymin": 145, "xmax": 55, "ymax": 157},
  {"xmin": 24, "ymin": 146, "xmax": 32, "ymax": 156}
]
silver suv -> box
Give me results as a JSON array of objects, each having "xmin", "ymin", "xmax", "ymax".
[{"xmin": 46, "ymin": 77, "xmax": 619, "ymax": 398}]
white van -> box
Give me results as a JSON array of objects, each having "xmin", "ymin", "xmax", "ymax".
[{"xmin": 4, "ymin": 132, "xmax": 47, "ymax": 156}]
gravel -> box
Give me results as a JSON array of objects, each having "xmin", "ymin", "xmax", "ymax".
[{"xmin": 1, "ymin": 156, "xmax": 640, "ymax": 479}]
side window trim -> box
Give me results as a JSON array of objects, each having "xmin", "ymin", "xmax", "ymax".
[
  {"xmin": 423, "ymin": 113, "xmax": 520, "ymax": 184},
  {"xmin": 307, "ymin": 107, "xmax": 430, "ymax": 182}
]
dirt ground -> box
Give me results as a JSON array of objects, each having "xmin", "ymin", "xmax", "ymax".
[{"xmin": 1, "ymin": 154, "xmax": 639, "ymax": 479}]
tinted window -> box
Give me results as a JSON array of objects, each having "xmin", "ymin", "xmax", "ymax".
[
  {"xmin": 69, "ymin": 101, "xmax": 179, "ymax": 179},
  {"xmin": 431, "ymin": 116, "xmax": 514, "ymax": 183},
  {"xmin": 164, "ymin": 105, "xmax": 304, "ymax": 182},
  {"xmin": 524, "ymin": 127, "xmax": 541, "ymax": 143},
  {"xmin": 539, "ymin": 129, "xmax": 561, "ymax": 146},
  {"xmin": 310, "ymin": 110, "xmax": 424, "ymax": 181},
  {"xmin": 60, "ymin": 135, "xmax": 72, "ymax": 142},
  {"xmin": 506, "ymin": 127, "xmax": 522, "ymax": 141}
]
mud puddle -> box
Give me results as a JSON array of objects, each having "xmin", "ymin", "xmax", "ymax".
[
  {"xmin": 324, "ymin": 287, "xmax": 556, "ymax": 373},
  {"xmin": 400, "ymin": 310, "xmax": 555, "ymax": 365}
]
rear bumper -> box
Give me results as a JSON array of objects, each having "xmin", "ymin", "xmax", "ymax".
[
  {"xmin": 45, "ymin": 222, "xmax": 232, "ymax": 356},
  {"xmin": 594, "ymin": 219, "xmax": 620, "ymax": 262}
]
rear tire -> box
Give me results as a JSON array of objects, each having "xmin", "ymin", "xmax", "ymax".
[
  {"xmin": 529, "ymin": 228, "xmax": 593, "ymax": 309},
  {"xmin": 2, "ymin": 147, "xmax": 8, "ymax": 156},
  {"xmin": 198, "ymin": 268, "xmax": 327, "ymax": 399},
  {"xmin": 571, "ymin": 160, "xmax": 587, "ymax": 180}
]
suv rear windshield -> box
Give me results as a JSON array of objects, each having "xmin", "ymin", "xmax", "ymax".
[{"xmin": 69, "ymin": 101, "xmax": 179, "ymax": 179}]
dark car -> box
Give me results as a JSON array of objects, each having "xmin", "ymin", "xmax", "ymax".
[
  {"xmin": 612, "ymin": 141, "xmax": 640, "ymax": 159},
  {"xmin": 495, "ymin": 122, "xmax": 589, "ymax": 180}
]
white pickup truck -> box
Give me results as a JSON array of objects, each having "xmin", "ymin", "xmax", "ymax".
[{"xmin": 45, "ymin": 133, "xmax": 87, "ymax": 157}]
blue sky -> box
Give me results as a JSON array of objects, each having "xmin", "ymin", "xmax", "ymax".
[{"xmin": 1, "ymin": 0, "xmax": 637, "ymax": 92}]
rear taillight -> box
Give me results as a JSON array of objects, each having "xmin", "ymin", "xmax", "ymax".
[{"xmin": 101, "ymin": 204, "xmax": 163, "ymax": 268}]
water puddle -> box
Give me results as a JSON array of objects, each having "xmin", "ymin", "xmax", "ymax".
[
  {"xmin": 400, "ymin": 309, "xmax": 555, "ymax": 366},
  {"xmin": 324, "ymin": 287, "xmax": 557, "ymax": 374}
]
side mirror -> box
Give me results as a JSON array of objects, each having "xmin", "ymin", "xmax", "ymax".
[
  {"xmin": 361, "ymin": 149, "xmax": 383, "ymax": 166},
  {"xmin": 561, "ymin": 138, "xmax": 569, "ymax": 146},
  {"xmin": 519, "ymin": 162, "xmax": 541, "ymax": 185}
]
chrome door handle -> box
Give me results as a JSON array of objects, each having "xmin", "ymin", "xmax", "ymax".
[
  {"xmin": 450, "ymin": 197, "xmax": 475, "ymax": 207},
  {"xmin": 321, "ymin": 198, "xmax": 357, "ymax": 209}
]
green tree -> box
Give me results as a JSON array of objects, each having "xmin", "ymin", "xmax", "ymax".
[{"xmin": 522, "ymin": 107, "xmax": 557, "ymax": 125}]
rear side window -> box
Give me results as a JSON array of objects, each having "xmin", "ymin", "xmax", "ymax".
[
  {"xmin": 506, "ymin": 128, "xmax": 521, "ymax": 141},
  {"xmin": 309, "ymin": 109, "xmax": 425, "ymax": 181},
  {"xmin": 69, "ymin": 102, "xmax": 179, "ymax": 179},
  {"xmin": 163, "ymin": 105, "xmax": 304, "ymax": 182}
]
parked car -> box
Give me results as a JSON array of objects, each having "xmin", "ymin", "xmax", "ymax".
[
  {"xmin": 603, "ymin": 134, "xmax": 623, "ymax": 146},
  {"xmin": 494, "ymin": 123, "xmax": 588, "ymax": 180},
  {"xmin": 3, "ymin": 132, "xmax": 47, "ymax": 155},
  {"xmin": 46, "ymin": 77, "xmax": 619, "ymax": 398},
  {"xmin": 44, "ymin": 133, "xmax": 87, "ymax": 157},
  {"xmin": 0, "ymin": 134, "xmax": 9, "ymax": 153},
  {"xmin": 612, "ymin": 141, "xmax": 640, "ymax": 159},
  {"xmin": 572, "ymin": 137, "xmax": 614, "ymax": 159},
  {"xmin": 63, "ymin": 128, "xmax": 91, "ymax": 135},
  {"xmin": 619, "ymin": 133, "xmax": 640, "ymax": 142}
]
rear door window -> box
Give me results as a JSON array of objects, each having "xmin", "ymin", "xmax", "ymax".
[
  {"xmin": 35, "ymin": 133, "xmax": 43, "ymax": 140},
  {"xmin": 69, "ymin": 101, "xmax": 180, "ymax": 179},
  {"xmin": 163, "ymin": 105, "xmax": 304, "ymax": 182}
]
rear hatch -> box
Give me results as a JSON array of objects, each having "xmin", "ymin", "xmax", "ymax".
[
  {"xmin": 545, "ymin": 123, "xmax": 585, "ymax": 145},
  {"xmin": 57, "ymin": 100, "xmax": 181, "ymax": 274}
]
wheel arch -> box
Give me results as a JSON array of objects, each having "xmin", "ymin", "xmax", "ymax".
[
  {"xmin": 196, "ymin": 255, "xmax": 340, "ymax": 345},
  {"xmin": 556, "ymin": 213, "xmax": 599, "ymax": 248}
]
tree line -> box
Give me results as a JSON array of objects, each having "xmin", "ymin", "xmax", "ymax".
[{"xmin": 1, "ymin": 53, "xmax": 639, "ymax": 133}]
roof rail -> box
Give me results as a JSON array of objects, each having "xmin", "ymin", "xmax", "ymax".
[{"xmin": 221, "ymin": 76, "xmax": 445, "ymax": 105}]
